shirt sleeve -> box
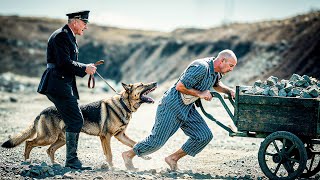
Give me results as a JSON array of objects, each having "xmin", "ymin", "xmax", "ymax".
[{"xmin": 180, "ymin": 63, "xmax": 206, "ymax": 89}]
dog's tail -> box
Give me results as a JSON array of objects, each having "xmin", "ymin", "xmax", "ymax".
[{"xmin": 1, "ymin": 116, "xmax": 38, "ymax": 148}]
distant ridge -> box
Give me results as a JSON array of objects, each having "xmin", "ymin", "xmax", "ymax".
[{"xmin": 0, "ymin": 11, "xmax": 319, "ymax": 86}]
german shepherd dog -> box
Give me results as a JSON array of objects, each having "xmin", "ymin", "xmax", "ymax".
[{"xmin": 1, "ymin": 82, "xmax": 157, "ymax": 168}]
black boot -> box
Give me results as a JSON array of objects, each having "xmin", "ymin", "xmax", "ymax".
[{"xmin": 65, "ymin": 132, "xmax": 91, "ymax": 170}]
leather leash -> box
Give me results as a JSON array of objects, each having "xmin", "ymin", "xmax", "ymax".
[{"xmin": 88, "ymin": 60, "xmax": 121, "ymax": 95}]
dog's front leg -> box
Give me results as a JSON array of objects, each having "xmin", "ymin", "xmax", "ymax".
[
  {"xmin": 114, "ymin": 131, "xmax": 136, "ymax": 148},
  {"xmin": 115, "ymin": 131, "xmax": 151, "ymax": 160},
  {"xmin": 100, "ymin": 134, "xmax": 113, "ymax": 167}
]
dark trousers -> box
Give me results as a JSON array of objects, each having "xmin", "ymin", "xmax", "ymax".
[{"xmin": 46, "ymin": 94, "xmax": 84, "ymax": 133}]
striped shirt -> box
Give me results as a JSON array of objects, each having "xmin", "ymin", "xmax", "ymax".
[{"xmin": 160, "ymin": 57, "xmax": 221, "ymax": 119}]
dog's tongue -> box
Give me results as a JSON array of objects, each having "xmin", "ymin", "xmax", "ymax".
[
  {"xmin": 147, "ymin": 97, "xmax": 154, "ymax": 103},
  {"xmin": 141, "ymin": 95, "xmax": 154, "ymax": 103}
]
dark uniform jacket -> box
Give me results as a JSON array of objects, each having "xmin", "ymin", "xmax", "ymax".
[{"xmin": 37, "ymin": 24, "xmax": 87, "ymax": 99}]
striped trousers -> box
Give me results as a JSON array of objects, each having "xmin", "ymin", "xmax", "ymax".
[{"xmin": 133, "ymin": 102, "xmax": 213, "ymax": 157}]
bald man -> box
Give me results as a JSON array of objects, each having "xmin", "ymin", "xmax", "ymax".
[{"xmin": 122, "ymin": 49, "xmax": 238, "ymax": 170}]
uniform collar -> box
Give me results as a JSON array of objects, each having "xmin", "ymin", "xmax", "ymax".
[
  {"xmin": 63, "ymin": 24, "xmax": 77, "ymax": 46},
  {"xmin": 70, "ymin": 28, "xmax": 75, "ymax": 37}
]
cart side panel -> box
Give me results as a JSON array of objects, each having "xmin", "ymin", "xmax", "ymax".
[{"xmin": 235, "ymin": 94, "xmax": 319, "ymax": 137}]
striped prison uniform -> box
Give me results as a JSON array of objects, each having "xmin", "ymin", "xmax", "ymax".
[{"xmin": 133, "ymin": 57, "xmax": 221, "ymax": 157}]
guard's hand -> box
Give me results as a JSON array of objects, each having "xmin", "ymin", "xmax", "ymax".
[
  {"xmin": 85, "ymin": 64, "xmax": 97, "ymax": 75},
  {"xmin": 199, "ymin": 90, "xmax": 212, "ymax": 101}
]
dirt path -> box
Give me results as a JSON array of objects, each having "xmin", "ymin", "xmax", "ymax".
[{"xmin": 0, "ymin": 88, "xmax": 318, "ymax": 179}]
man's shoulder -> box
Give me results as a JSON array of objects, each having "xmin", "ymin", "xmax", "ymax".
[
  {"xmin": 192, "ymin": 57, "xmax": 213, "ymax": 67},
  {"xmin": 56, "ymin": 27, "xmax": 69, "ymax": 37}
]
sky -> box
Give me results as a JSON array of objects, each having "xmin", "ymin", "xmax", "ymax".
[{"xmin": 1, "ymin": 0, "xmax": 320, "ymax": 32}]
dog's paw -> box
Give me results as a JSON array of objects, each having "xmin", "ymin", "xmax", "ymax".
[{"xmin": 140, "ymin": 155, "xmax": 152, "ymax": 160}]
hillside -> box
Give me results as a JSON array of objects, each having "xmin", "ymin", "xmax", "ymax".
[{"xmin": 0, "ymin": 11, "xmax": 319, "ymax": 87}]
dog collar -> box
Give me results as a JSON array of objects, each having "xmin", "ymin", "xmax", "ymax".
[{"xmin": 120, "ymin": 97, "xmax": 132, "ymax": 113}]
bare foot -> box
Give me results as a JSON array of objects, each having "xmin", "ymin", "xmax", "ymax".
[
  {"xmin": 122, "ymin": 152, "xmax": 138, "ymax": 171},
  {"xmin": 165, "ymin": 156, "xmax": 178, "ymax": 171}
]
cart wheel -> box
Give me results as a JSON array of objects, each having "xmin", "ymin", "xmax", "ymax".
[
  {"xmin": 301, "ymin": 143, "xmax": 320, "ymax": 178},
  {"xmin": 258, "ymin": 131, "xmax": 307, "ymax": 180}
]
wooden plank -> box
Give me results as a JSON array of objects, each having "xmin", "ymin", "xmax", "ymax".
[{"xmin": 236, "ymin": 104, "xmax": 317, "ymax": 136}]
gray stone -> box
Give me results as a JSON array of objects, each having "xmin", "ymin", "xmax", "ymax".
[
  {"xmin": 263, "ymin": 87, "xmax": 270, "ymax": 96},
  {"xmin": 302, "ymin": 75, "xmax": 312, "ymax": 84},
  {"xmin": 266, "ymin": 76, "xmax": 278, "ymax": 86},
  {"xmin": 93, "ymin": 176, "xmax": 104, "ymax": 180},
  {"xmin": 278, "ymin": 79, "xmax": 287, "ymax": 89},
  {"xmin": 52, "ymin": 163, "xmax": 62, "ymax": 170},
  {"xmin": 268, "ymin": 87, "xmax": 278, "ymax": 96},
  {"xmin": 47, "ymin": 169, "xmax": 55, "ymax": 176},
  {"xmin": 242, "ymin": 74, "xmax": 319, "ymax": 98},
  {"xmin": 29, "ymin": 168, "xmax": 41, "ymax": 176},
  {"xmin": 310, "ymin": 77, "xmax": 317, "ymax": 85},
  {"xmin": 308, "ymin": 88, "xmax": 319, "ymax": 98},
  {"xmin": 291, "ymin": 88, "xmax": 301, "ymax": 97},
  {"xmin": 284, "ymin": 83, "xmax": 293, "ymax": 92},
  {"xmin": 100, "ymin": 164, "xmax": 109, "ymax": 170},
  {"xmin": 278, "ymin": 89, "xmax": 287, "ymax": 97},
  {"xmin": 63, "ymin": 172, "xmax": 74, "ymax": 179},
  {"xmin": 295, "ymin": 79, "xmax": 307, "ymax": 87},
  {"xmin": 301, "ymin": 91, "xmax": 312, "ymax": 98},
  {"xmin": 40, "ymin": 162, "xmax": 48, "ymax": 167},
  {"xmin": 254, "ymin": 80, "xmax": 262, "ymax": 87},
  {"xmin": 303, "ymin": 81, "xmax": 310, "ymax": 87},
  {"xmin": 289, "ymin": 74, "xmax": 301, "ymax": 82},
  {"xmin": 253, "ymin": 87, "xmax": 264, "ymax": 95}
]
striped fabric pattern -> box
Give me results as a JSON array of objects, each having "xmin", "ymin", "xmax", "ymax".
[{"xmin": 133, "ymin": 57, "xmax": 220, "ymax": 157}]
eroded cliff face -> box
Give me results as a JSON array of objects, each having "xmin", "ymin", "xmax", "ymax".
[{"xmin": 1, "ymin": 11, "xmax": 319, "ymax": 87}]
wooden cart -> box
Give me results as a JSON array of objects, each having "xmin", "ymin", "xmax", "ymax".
[{"xmin": 197, "ymin": 86, "xmax": 320, "ymax": 179}]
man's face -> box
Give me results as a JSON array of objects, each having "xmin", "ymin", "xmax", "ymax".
[
  {"xmin": 74, "ymin": 19, "xmax": 88, "ymax": 36},
  {"xmin": 220, "ymin": 58, "xmax": 237, "ymax": 75}
]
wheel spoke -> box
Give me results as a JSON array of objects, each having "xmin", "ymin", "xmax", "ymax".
[
  {"xmin": 274, "ymin": 162, "xmax": 282, "ymax": 174},
  {"xmin": 272, "ymin": 140, "xmax": 280, "ymax": 153},
  {"xmin": 284, "ymin": 161, "xmax": 294, "ymax": 173},
  {"xmin": 282, "ymin": 138, "xmax": 287, "ymax": 153},
  {"xmin": 288, "ymin": 157, "xmax": 300, "ymax": 163},
  {"xmin": 287, "ymin": 144, "xmax": 296, "ymax": 154},
  {"xmin": 265, "ymin": 152, "xmax": 275, "ymax": 157}
]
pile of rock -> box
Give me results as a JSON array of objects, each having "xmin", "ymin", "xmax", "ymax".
[{"xmin": 241, "ymin": 74, "xmax": 320, "ymax": 98}]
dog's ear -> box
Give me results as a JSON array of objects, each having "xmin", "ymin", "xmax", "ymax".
[{"xmin": 122, "ymin": 82, "xmax": 132, "ymax": 93}]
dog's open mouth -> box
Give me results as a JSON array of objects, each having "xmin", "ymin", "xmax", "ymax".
[{"xmin": 140, "ymin": 86, "xmax": 157, "ymax": 103}]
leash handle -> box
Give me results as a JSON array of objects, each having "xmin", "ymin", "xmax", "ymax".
[
  {"xmin": 87, "ymin": 60, "xmax": 121, "ymax": 95},
  {"xmin": 87, "ymin": 60, "xmax": 104, "ymax": 89},
  {"xmin": 88, "ymin": 74, "xmax": 95, "ymax": 89}
]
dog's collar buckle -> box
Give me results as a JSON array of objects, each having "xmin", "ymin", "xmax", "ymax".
[{"xmin": 120, "ymin": 97, "xmax": 131, "ymax": 113}]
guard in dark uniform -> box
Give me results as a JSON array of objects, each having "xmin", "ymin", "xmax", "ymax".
[{"xmin": 37, "ymin": 10, "xmax": 96, "ymax": 170}]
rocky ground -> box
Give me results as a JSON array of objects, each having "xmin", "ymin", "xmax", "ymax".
[{"xmin": 0, "ymin": 74, "xmax": 319, "ymax": 179}]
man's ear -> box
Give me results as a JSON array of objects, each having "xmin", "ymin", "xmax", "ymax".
[{"xmin": 122, "ymin": 82, "xmax": 132, "ymax": 92}]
